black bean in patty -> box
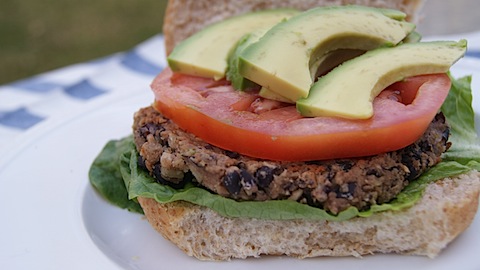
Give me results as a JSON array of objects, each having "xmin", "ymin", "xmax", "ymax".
[{"xmin": 133, "ymin": 106, "xmax": 450, "ymax": 214}]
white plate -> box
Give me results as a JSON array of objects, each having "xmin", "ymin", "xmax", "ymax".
[{"xmin": 0, "ymin": 58, "xmax": 479, "ymax": 270}]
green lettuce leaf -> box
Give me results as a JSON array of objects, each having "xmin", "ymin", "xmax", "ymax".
[
  {"xmin": 441, "ymin": 75, "xmax": 480, "ymax": 164},
  {"xmin": 88, "ymin": 137, "xmax": 144, "ymax": 214},
  {"xmin": 88, "ymin": 75, "xmax": 479, "ymax": 219}
]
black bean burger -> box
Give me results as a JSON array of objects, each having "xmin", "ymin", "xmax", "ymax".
[{"xmin": 89, "ymin": 0, "xmax": 480, "ymax": 261}]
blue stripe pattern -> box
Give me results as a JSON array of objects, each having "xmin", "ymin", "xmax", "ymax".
[
  {"xmin": 466, "ymin": 50, "xmax": 480, "ymax": 58},
  {"xmin": 0, "ymin": 35, "xmax": 166, "ymax": 135},
  {"xmin": 64, "ymin": 79, "xmax": 107, "ymax": 100},
  {"xmin": 120, "ymin": 51, "xmax": 163, "ymax": 76},
  {"xmin": 11, "ymin": 79, "xmax": 62, "ymax": 93},
  {"xmin": 0, "ymin": 107, "xmax": 45, "ymax": 130}
]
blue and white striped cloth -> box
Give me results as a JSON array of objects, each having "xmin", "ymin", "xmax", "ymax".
[
  {"xmin": 0, "ymin": 35, "xmax": 167, "ymax": 150},
  {"xmin": 1, "ymin": 32, "xmax": 480, "ymax": 151}
]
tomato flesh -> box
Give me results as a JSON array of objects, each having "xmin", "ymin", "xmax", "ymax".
[{"xmin": 151, "ymin": 68, "xmax": 451, "ymax": 161}]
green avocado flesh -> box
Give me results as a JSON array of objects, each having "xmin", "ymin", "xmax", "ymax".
[
  {"xmin": 238, "ymin": 5, "xmax": 415, "ymax": 101},
  {"xmin": 167, "ymin": 9, "xmax": 298, "ymax": 80},
  {"xmin": 88, "ymin": 76, "xmax": 480, "ymax": 220},
  {"xmin": 297, "ymin": 40, "xmax": 467, "ymax": 119},
  {"xmin": 246, "ymin": 36, "xmax": 417, "ymax": 103},
  {"xmin": 227, "ymin": 28, "xmax": 364, "ymax": 96},
  {"xmin": 403, "ymin": 31, "xmax": 422, "ymax": 43},
  {"xmin": 258, "ymin": 49, "xmax": 365, "ymax": 102},
  {"xmin": 226, "ymin": 28, "xmax": 271, "ymax": 90}
]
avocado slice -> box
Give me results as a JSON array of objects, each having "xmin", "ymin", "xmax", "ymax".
[
  {"xmin": 238, "ymin": 6, "xmax": 415, "ymax": 101},
  {"xmin": 227, "ymin": 29, "xmax": 269, "ymax": 90},
  {"xmin": 258, "ymin": 49, "xmax": 365, "ymax": 103},
  {"xmin": 233, "ymin": 31, "xmax": 416, "ymax": 103},
  {"xmin": 257, "ymin": 31, "xmax": 420, "ymax": 103},
  {"xmin": 296, "ymin": 40, "xmax": 467, "ymax": 119},
  {"xmin": 402, "ymin": 31, "xmax": 422, "ymax": 44},
  {"xmin": 310, "ymin": 49, "xmax": 366, "ymax": 80},
  {"xmin": 167, "ymin": 9, "xmax": 298, "ymax": 80}
]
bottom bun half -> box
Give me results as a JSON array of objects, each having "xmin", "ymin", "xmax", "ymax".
[{"xmin": 138, "ymin": 171, "xmax": 480, "ymax": 261}]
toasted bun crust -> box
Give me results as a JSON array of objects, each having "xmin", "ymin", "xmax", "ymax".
[
  {"xmin": 139, "ymin": 171, "xmax": 480, "ymax": 260},
  {"xmin": 163, "ymin": 0, "xmax": 425, "ymax": 55}
]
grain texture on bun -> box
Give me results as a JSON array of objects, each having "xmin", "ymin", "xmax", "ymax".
[{"xmin": 138, "ymin": 171, "xmax": 479, "ymax": 260}]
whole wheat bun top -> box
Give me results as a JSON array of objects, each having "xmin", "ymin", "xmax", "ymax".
[{"xmin": 163, "ymin": 0, "xmax": 425, "ymax": 55}]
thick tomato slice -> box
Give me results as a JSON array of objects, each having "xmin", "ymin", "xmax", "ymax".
[{"xmin": 151, "ymin": 68, "xmax": 451, "ymax": 161}]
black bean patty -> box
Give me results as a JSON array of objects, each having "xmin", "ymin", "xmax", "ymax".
[{"xmin": 133, "ymin": 106, "xmax": 450, "ymax": 214}]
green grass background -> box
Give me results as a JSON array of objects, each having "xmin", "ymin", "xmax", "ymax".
[{"xmin": 0, "ymin": 0, "xmax": 168, "ymax": 85}]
